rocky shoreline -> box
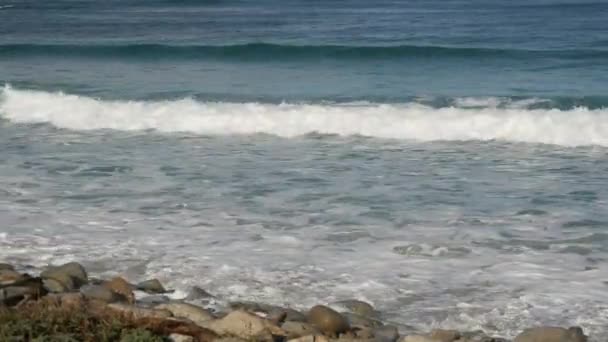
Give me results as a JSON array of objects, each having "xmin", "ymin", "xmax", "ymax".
[{"xmin": 0, "ymin": 261, "xmax": 589, "ymax": 342}]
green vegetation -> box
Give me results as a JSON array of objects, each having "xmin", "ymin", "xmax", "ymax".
[{"xmin": 0, "ymin": 301, "xmax": 168, "ymax": 342}]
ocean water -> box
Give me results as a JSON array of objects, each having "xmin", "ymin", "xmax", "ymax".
[{"xmin": 1, "ymin": 0, "xmax": 608, "ymax": 339}]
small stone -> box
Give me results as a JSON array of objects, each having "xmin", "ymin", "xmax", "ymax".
[
  {"xmin": 80, "ymin": 284, "xmax": 120, "ymax": 303},
  {"xmin": 0, "ymin": 263, "xmax": 15, "ymax": 271},
  {"xmin": 156, "ymin": 302, "xmax": 215, "ymax": 326},
  {"xmin": 169, "ymin": 333, "xmax": 195, "ymax": 342},
  {"xmin": 307, "ymin": 305, "xmax": 350, "ymax": 336},
  {"xmin": 136, "ymin": 278, "xmax": 167, "ymax": 294},
  {"xmin": 514, "ymin": 326, "xmax": 587, "ymax": 342},
  {"xmin": 186, "ymin": 286, "xmax": 215, "ymax": 300},
  {"xmin": 429, "ymin": 329, "xmax": 460, "ymax": 342},
  {"xmin": 103, "ymin": 277, "xmax": 135, "ymax": 303},
  {"xmin": 107, "ymin": 303, "xmax": 173, "ymax": 319},
  {"xmin": 374, "ymin": 325, "xmax": 399, "ymax": 342},
  {"xmin": 41, "ymin": 262, "xmax": 88, "ymax": 288},
  {"xmin": 282, "ymin": 321, "xmax": 321, "ymax": 339},
  {"xmin": 336, "ymin": 300, "xmax": 376, "ymax": 317},
  {"xmin": 204, "ymin": 309, "xmax": 286, "ymax": 342},
  {"xmin": 0, "ymin": 269, "xmax": 23, "ymax": 285}
]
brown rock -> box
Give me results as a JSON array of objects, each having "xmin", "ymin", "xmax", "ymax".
[
  {"xmin": 514, "ymin": 326, "xmax": 587, "ymax": 342},
  {"xmin": 307, "ymin": 305, "xmax": 350, "ymax": 336},
  {"xmin": 282, "ymin": 321, "xmax": 321, "ymax": 339},
  {"xmin": 204, "ymin": 309, "xmax": 286, "ymax": 342},
  {"xmin": 429, "ymin": 329, "xmax": 460, "ymax": 342},
  {"xmin": 103, "ymin": 277, "xmax": 135, "ymax": 304},
  {"xmin": 0, "ymin": 269, "xmax": 23, "ymax": 285},
  {"xmin": 106, "ymin": 303, "xmax": 173, "ymax": 319},
  {"xmin": 156, "ymin": 302, "xmax": 215, "ymax": 326}
]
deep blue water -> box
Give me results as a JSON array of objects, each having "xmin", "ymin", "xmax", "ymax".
[{"xmin": 0, "ymin": 0, "xmax": 607, "ymax": 102}]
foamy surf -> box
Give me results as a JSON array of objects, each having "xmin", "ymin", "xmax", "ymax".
[{"xmin": 2, "ymin": 86, "xmax": 608, "ymax": 147}]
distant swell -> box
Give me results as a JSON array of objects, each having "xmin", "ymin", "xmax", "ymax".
[
  {"xmin": 2, "ymin": 86, "xmax": 608, "ymax": 147},
  {"xmin": 0, "ymin": 43, "xmax": 606, "ymax": 60}
]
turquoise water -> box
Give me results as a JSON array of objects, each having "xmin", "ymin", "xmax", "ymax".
[{"xmin": 1, "ymin": 0, "xmax": 607, "ymax": 339}]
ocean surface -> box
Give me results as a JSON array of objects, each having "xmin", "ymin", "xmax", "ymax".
[{"xmin": 1, "ymin": 0, "xmax": 608, "ymax": 339}]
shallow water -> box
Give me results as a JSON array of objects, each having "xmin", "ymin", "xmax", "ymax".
[{"xmin": 1, "ymin": 0, "xmax": 608, "ymax": 339}]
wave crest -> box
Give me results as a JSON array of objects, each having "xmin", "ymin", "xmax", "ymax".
[
  {"xmin": 2, "ymin": 87, "xmax": 608, "ymax": 147},
  {"xmin": 0, "ymin": 43, "xmax": 605, "ymax": 60}
]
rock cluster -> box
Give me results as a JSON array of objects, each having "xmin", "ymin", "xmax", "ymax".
[{"xmin": 0, "ymin": 261, "xmax": 591, "ymax": 342}]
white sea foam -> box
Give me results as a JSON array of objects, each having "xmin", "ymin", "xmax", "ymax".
[{"xmin": 2, "ymin": 86, "xmax": 608, "ymax": 146}]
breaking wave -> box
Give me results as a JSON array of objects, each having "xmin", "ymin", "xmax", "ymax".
[{"xmin": 2, "ymin": 86, "xmax": 608, "ymax": 147}]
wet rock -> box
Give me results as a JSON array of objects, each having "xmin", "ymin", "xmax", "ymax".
[
  {"xmin": 514, "ymin": 326, "xmax": 587, "ymax": 342},
  {"xmin": 107, "ymin": 303, "xmax": 173, "ymax": 319},
  {"xmin": 156, "ymin": 302, "xmax": 215, "ymax": 326},
  {"xmin": 136, "ymin": 278, "xmax": 167, "ymax": 294},
  {"xmin": 103, "ymin": 277, "xmax": 135, "ymax": 303},
  {"xmin": 373, "ymin": 325, "xmax": 399, "ymax": 342},
  {"xmin": 186, "ymin": 286, "xmax": 215, "ymax": 300},
  {"xmin": 343, "ymin": 312, "xmax": 384, "ymax": 329},
  {"xmin": 80, "ymin": 284, "xmax": 120, "ymax": 303},
  {"xmin": 282, "ymin": 321, "xmax": 321, "ymax": 339},
  {"xmin": 0, "ymin": 263, "xmax": 15, "ymax": 271},
  {"xmin": 204, "ymin": 309, "xmax": 285, "ymax": 342},
  {"xmin": 0, "ymin": 269, "xmax": 23, "ymax": 285},
  {"xmin": 429, "ymin": 329, "xmax": 460, "ymax": 342},
  {"xmin": 307, "ymin": 305, "xmax": 350, "ymax": 336},
  {"xmin": 41, "ymin": 262, "xmax": 88, "ymax": 288},
  {"xmin": 335, "ymin": 300, "xmax": 376, "ymax": 317}
]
